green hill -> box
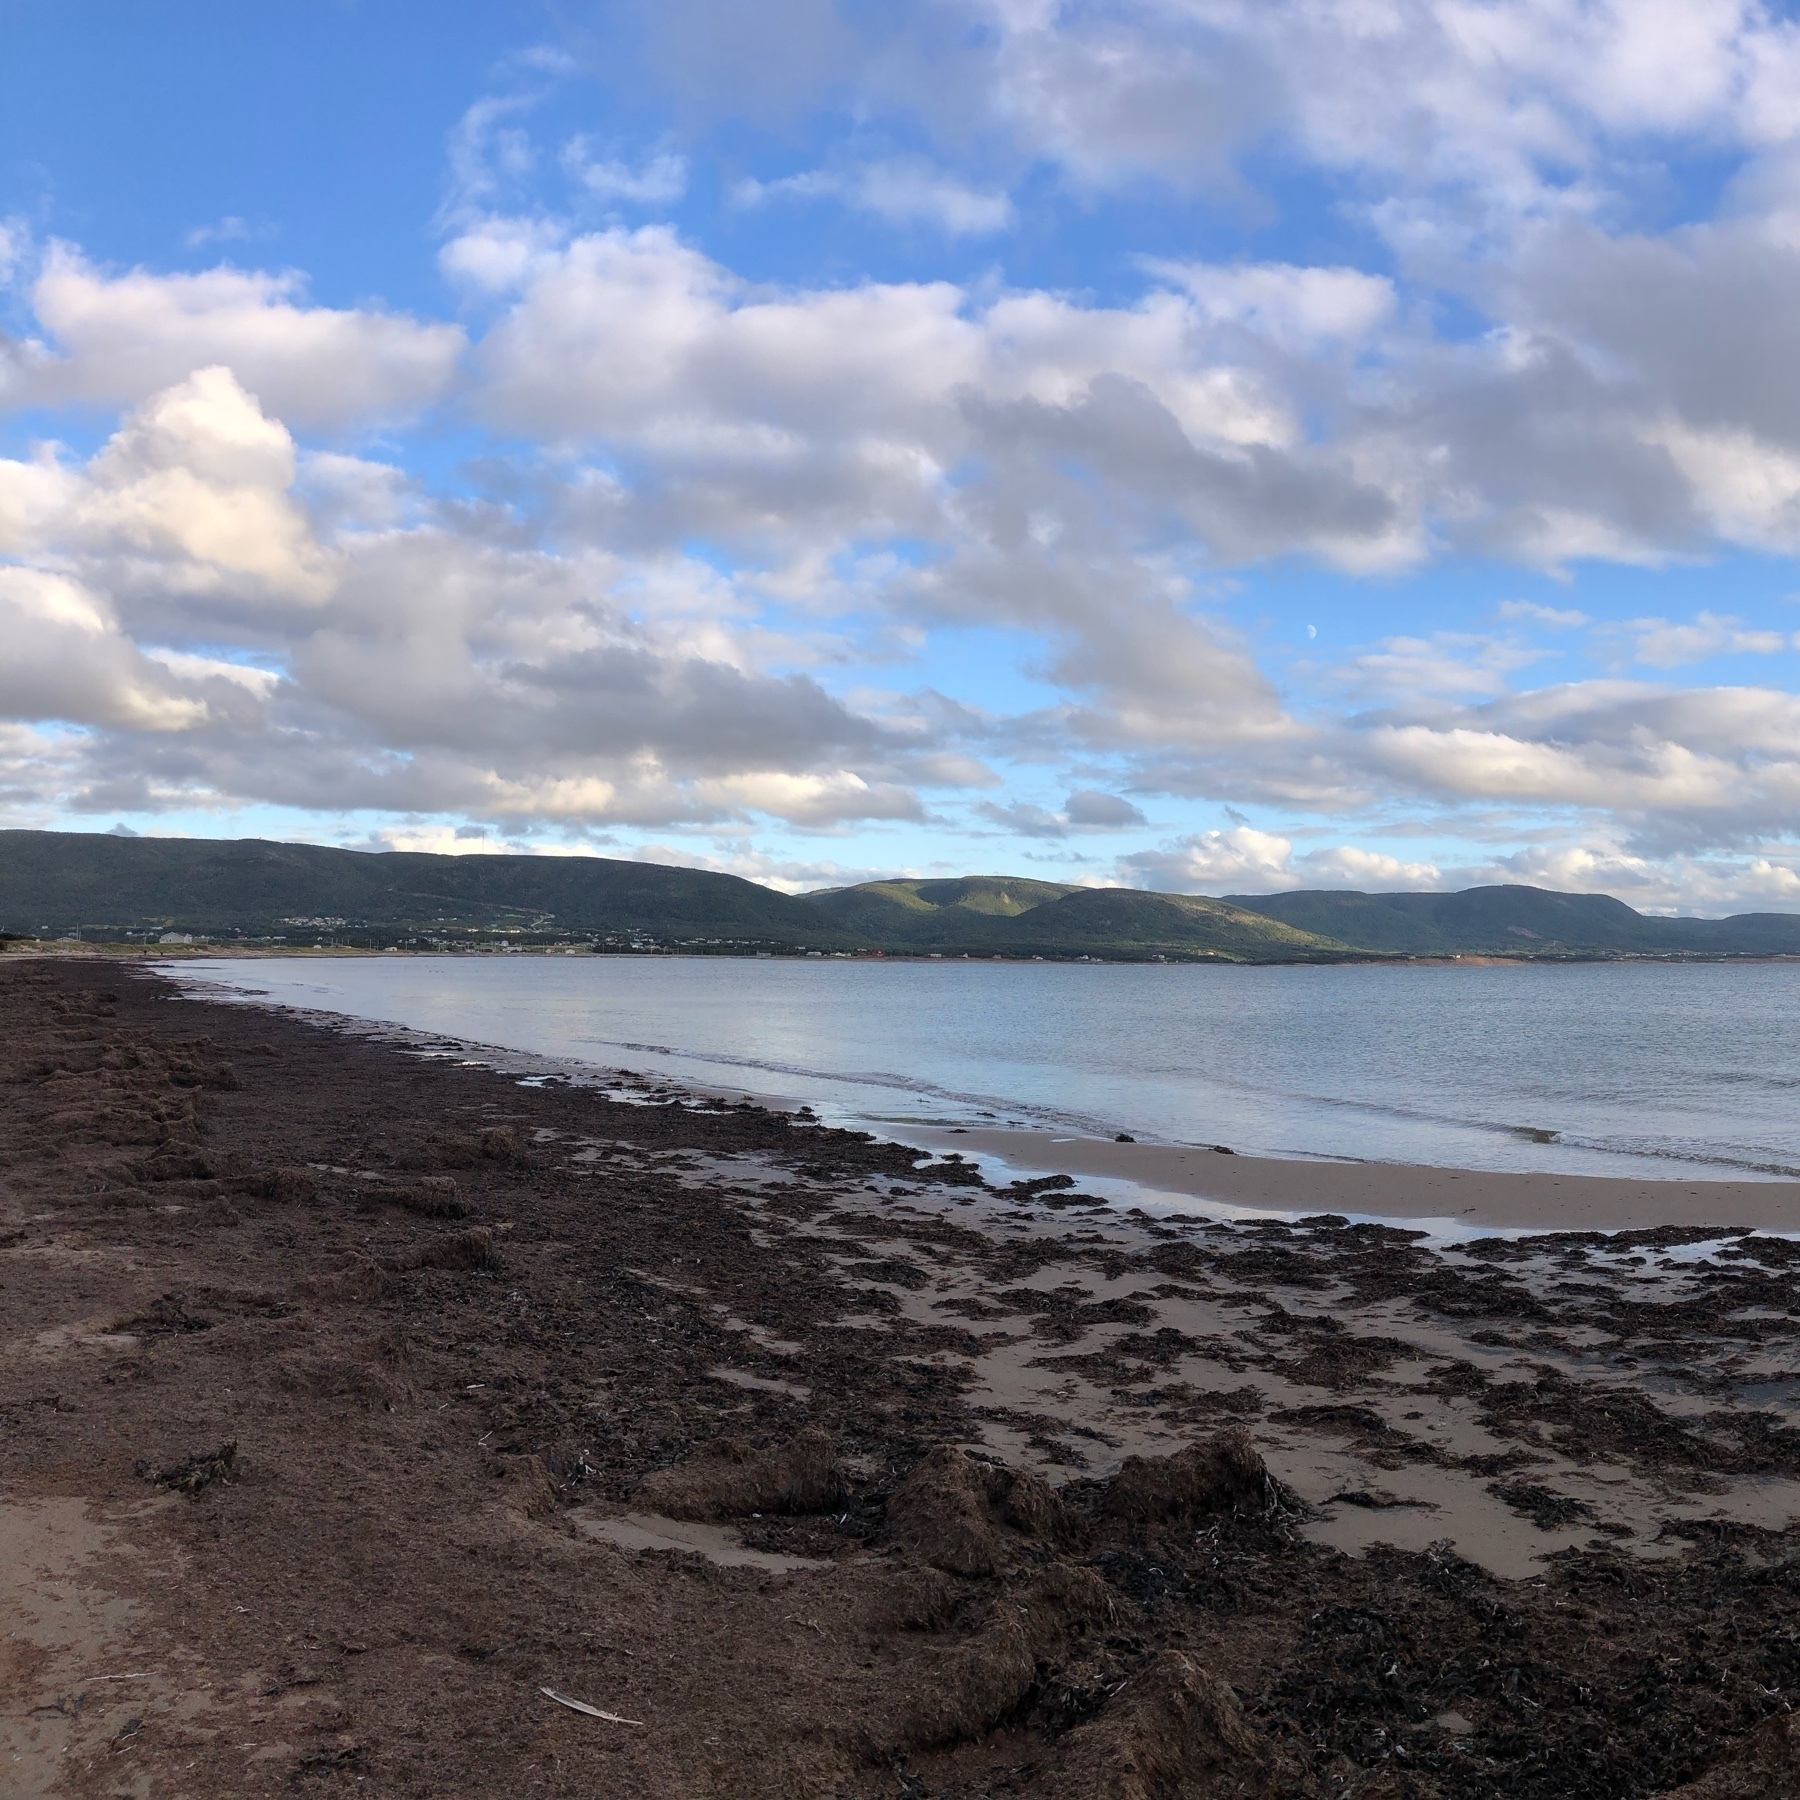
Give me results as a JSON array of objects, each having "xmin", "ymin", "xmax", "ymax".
[
  {"xmin": 0, "ymin": 830, "xmax": 852, "ymax": 950},
  {"xmin": 1226, "ymin": 885, "xmax": 1800, "ymax": 957},
  {"xmin": 4, "ymin": 830, "xmax": 1798, "ymax": 961},
  {"xmin": 796, "ymin": 875, "xmax": 1080, "ymax": 946},
  {"xmin": 799, "ymin": 877, "xmax": 1354, "ymax": 960}
]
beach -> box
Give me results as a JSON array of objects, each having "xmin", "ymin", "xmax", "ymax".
[
  {"xmin": 922, "ymin": 1127, "xmax": 1800, "ymax": 1232},
  {"xmin": 6, "ymin": 955, "xmax": 1800, "ymax": 1797}
]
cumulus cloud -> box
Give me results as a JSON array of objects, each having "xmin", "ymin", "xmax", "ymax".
[
  {"xmin": 11, "ymin": 3, "xmax": 1800, "ymax": 908},
  {"xmin": 619, "ymin": 0, "xmax": 1800, "ymax": 218},
  {"xmin": 1, "ymin": 245, "xmax": 463, "ymax": 428},
  {"xmin": 455, "ymin": 223, "xmax": 1407, "ymax": 754},
  {"xmin": 556, "ymin": 5, "xmax": 1800, "ymax": 577},
  {"xmin": 0, "ymin": 364, "xmax": 955, "ymax": 834},
  {"xmin": 1, "ymin": 366, "xmax": 334, "ymax": 630},
  {"xmin": 1123, "ymin": 826, "xmax": 1442, "ymax": 894},
  {"xmin": 0, "ymin": 566, "xmax": 255, "ymax": 734}
]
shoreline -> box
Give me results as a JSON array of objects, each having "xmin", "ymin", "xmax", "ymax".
[
  {"xmin": 912, "ymin": 1126, "xmax": 1800, "ymax": 1232},
  {"xmin": 9, "ymin": 958, "xmax": 1800, "ymax": 1794},
  {"xmin": 13, "ymin": 938, "xmax": 1800, "ymax": 969},
  {"xmin": 160, "ymin": 958, "xmax": 1800, "ymax": 1236}
]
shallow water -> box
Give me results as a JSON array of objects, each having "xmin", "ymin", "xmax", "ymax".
[{"xmin": 171, "ymin": 954, "xmax": 1800, "ymax": 1180}]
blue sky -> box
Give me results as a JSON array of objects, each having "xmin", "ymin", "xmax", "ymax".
[{"xmin": 5, "ymin": 0, "xmax": 1800, "ymax": 911}]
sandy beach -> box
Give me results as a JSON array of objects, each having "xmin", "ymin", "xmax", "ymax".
[
  {"xmin": 7, "ymin": 956, "xmax": 1800, "ymax": 1797},
  {"xmin": 919, "ymin": 1126, "xmax": 1800, "ymax": 1232}
]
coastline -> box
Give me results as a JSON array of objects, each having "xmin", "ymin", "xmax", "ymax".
[
  {"xmin": 154, "ymin": 951, "xmax": 1800, "ymax": 1235},
  {"xmin": 8, "ymin": 957, "xmax": 1800, "ymax": 1795},
  {"xmin": 914, "ymin": 1126, "xmax": 1800, "ymax": 1232},
  {"xmin": 14, "ymin": 938, "xmax": 1800, "ymax": 967}
]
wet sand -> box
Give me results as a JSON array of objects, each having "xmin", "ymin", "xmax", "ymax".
[
  {"xmin": 7, "ymin": 956, "xmax": 1800, "ymax": 1798},
  {"xmin": 919, "ymin": 1125, "xmax": 1800, "ymax": 1231}
]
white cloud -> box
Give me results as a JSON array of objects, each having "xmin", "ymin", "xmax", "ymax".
[
  {"xmin": 0, "ymin": 361, "xmax": 962, "ymax": 835},
  {"xmin": 561, "ymin": 138, "xmax": 689, "ymax": 206},
  {"xmin": 1300, "ymin": 845, "xmax": 1443, "ymax": 890},
  {"xmin": 740, "ymin": 158, "xmax": 1014, "ymax": 235},
  {"xmin": 0, "ymin": 367, "xmax": 335, "ymax": 620},
  {"xmin": 1146, "ymin": 261, "xmax": 1395, "ymax": 353},
  {"xmin": 0, "ymin": 566, "xmax": 246, "ymax": 733},
  {"xmin": 1123, "ymin": 826, "xmax": 1443, "ymax": 894},
  {"xmin": 1123, "ymin": 824, "xmax": 1301, "ymax": 890},
  {"xmin": 2, "ymin": 245, "xmax": 464, "ymax": 429},
  {"xmin": 437, "ymin": 214, "xmax": 568, "ymax": 295},
  {"xmin": 1497, "ymin": 600, "xmax": 1588, "ymax": 628},
  {"xmin": 1336, "ymin": 631, "xmax": 1547, "ymax": 703},
  {"xmin": 1617, "ymin": 611, "xmax": 1796, "ymax": 668},
  {"xmin": 184, "ymin": 216, "xmax": 271, "ymax": 249},
  {"xmin": 1464, "ymin": 841, "xmax": 1800, "ymax": 914},
  {"xmin": 1338, "ymin": 682, "xmax": 1800, "ymax": 837},
  {"xmin": 142, "ymin": 649, "xmax": 281, "ymax": 697},
  {"xmin": 1650, "ymin": 420, "xmax": 1800, "ymax": 551}
]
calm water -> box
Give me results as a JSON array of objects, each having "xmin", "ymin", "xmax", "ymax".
[{"xmin": 170, "ymin": 955, "xmax": 1800, "ymax": 1180}]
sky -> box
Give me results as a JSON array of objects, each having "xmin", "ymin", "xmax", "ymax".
[{"xmin": 5, "ymin": 2, "xmax": 1800, "ymax": 912}]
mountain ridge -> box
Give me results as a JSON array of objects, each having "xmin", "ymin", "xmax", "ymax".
[{"xmin": 2, "ymin": 829, "xmax": 1797, "ymax": 961}]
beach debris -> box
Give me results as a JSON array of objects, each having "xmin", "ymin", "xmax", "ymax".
[
  {"xmin": 1656, "ymin": 1712, "xmax": 1800, "ymax": 1797},
  {"xmin": 136, "ymin": 1150, "xmax": 216, "ymax": 1183},
  {"xmin": 886, "ymin": 1445, "xmax": 1067, "ymax": 1576},
  {"xmin": 635, "ymin": 1426, "xmax": 843, "ymax": 1521},
  {"xmin": 1007, "ymin": 1173, "xmax": 1076, "ymax": 1197},
  {"xmin": 113, "ymin": 1292, "xmax": 213, "ymax": 1334},
  {"xmin": 887, "ymin": 1562, "xmax": 1114, "ymax": 1751},
  {"xmin": 1115, "ymin": 1132, "xmax": 1135, "ymax": 1142},
  {"xmin": 1051, "ymin": 1651, "xmax": 1289, "ymax": 1799},
  {"xmin": 166, "ymin": 1057, "xmax": 239, "ymax": 1091},
  {"xmin": 904, "ymin": 1616, "xmax": 1037, "ymax": 1748},
  {"xmin": 395, "ymin": 1174, "xmax": 470, "ymax": 1218},
  {"xmin": 1327, "ymin": 1487, "xmax": 1432, "ymax": 1511},
  {"xmin": 292, "ymin": 1743, "xmax": 368, "ymax": 1776},
  {"xmin": 242, "ymin": 1165, "xmax": 319, "ymax": 1204},
  {"xmin": 386, "ymin": 1226, "xmax": 496, "ymax": 1273},
  {"xmin": 1102, "ymin": 1427, "xmax": 1281, "ymax": 1524},
  {"xmin": 539, "ymin": 1687, "xmax": 643, "ymax": 1726},
  {"xmin": 137, "ymin": 1439, "xmax": 237, "ymax": 1495},
  {"xmin": 1489, "ymin": 1480, "xmax": 1597, "ymax": 1529},
  {"xmin": 1211, "ymin": 1143, "xmax": 1236, "ymax": 1154},
  {"xmin": 868, "ymin": 1565, "xmax": 958, "ymax": 1633}
]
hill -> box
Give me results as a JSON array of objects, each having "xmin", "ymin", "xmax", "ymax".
[
  {"xmin": 0, "ymin": 830, "xmax": 852, "ymax": 950},
  {"xmin": 3, "ymin": 830, "xmax": 1797, "ymax": 960},
  {"xmin": 1225, "ymin": 885, "xmax": 1800, "ymax": 957},
  {"xmin": 798, "ymin": 876, "xmax": 1353, "ymax": 960}
]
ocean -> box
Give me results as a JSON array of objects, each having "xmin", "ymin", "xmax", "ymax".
[{"xmin": 169, "ymin": 954, "xmax": 1800, "ymax": 1181}]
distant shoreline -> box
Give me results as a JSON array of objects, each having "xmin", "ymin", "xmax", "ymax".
[{"xmin": 10, "ymin": 941, "xmax": 1800, "ymax": 969}]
